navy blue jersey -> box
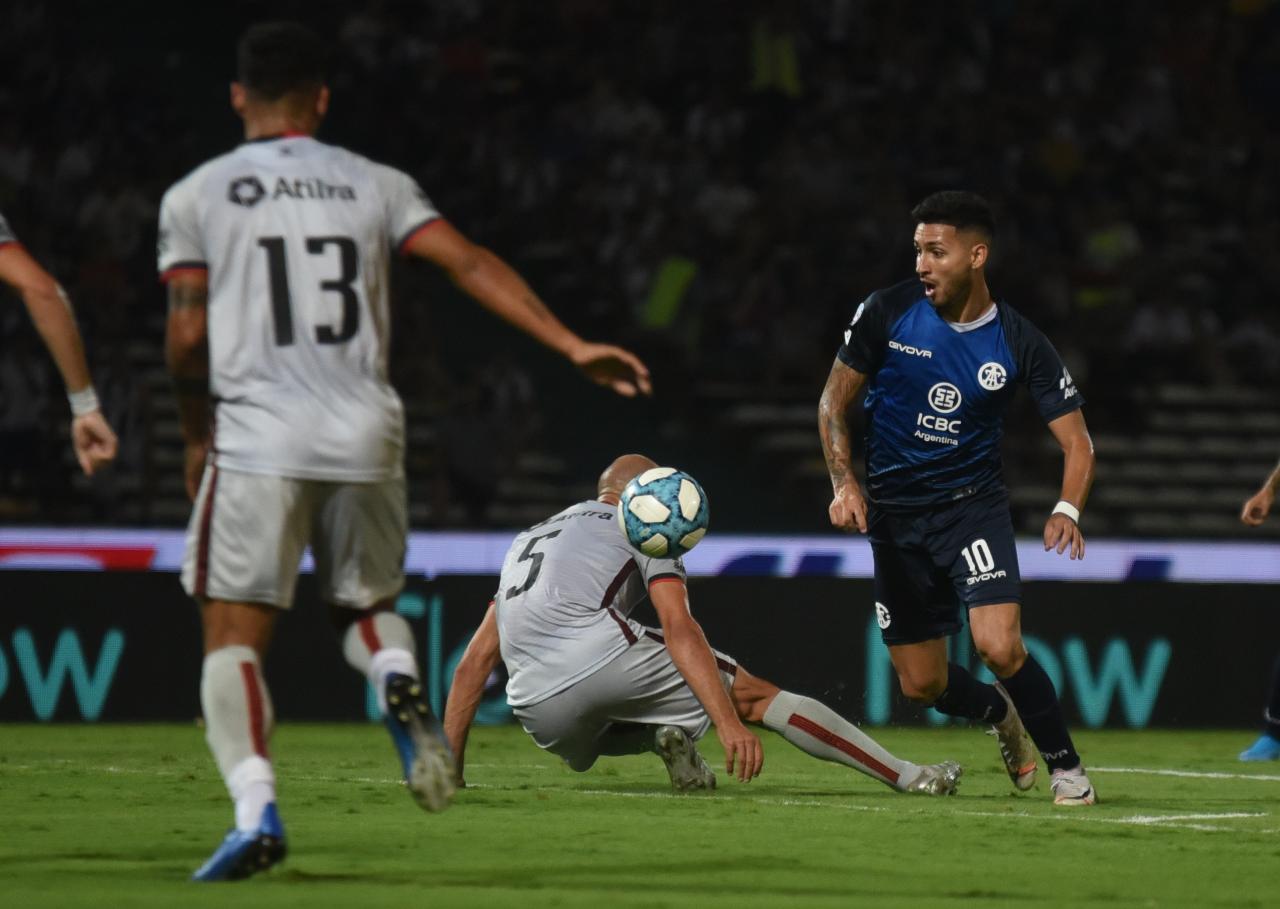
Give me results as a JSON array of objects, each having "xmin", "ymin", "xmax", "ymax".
[{"xmin": 837, "ymin": 279, "xmax": 1082, "ymax": 509}]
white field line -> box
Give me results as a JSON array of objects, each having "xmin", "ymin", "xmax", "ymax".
[
  {"xmin": 7, "ymin": 761, "xmax": 1273, "ymax": 834},
  {"xmin": 1094, "ymin": 766, "xmax": 1280, "ymax": 783},
  {"xmin": 466, "ymin": 784, "xmax": 1271, "ymax": 834}
]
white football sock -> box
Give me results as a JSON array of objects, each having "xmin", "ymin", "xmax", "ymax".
[
  {"xmin": 201, "ymin": 646, "xmax": 277, "ymax": 829},
  {"xmin": 762, "ymin": 690, "xmax": 917, "ymax": 790},
  {"xmin": 228, "ymin": 755, "xmax": 276, "ymax": 832},
  {"xmin": 341, "ymin": 612, "xmax": 418, "ymax": 714}
]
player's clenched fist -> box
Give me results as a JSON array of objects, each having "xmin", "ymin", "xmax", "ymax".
[
  {"xmin": 1241, "ymin": 487, "xmax": 1274, "ymax": 526},
  {"xmin": 829, "ymin": 483, "xmax": 868, "ymax": 534}
]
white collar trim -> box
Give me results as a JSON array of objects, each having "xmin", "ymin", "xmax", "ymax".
[{"xmin": 947, "ymin": 302, "xmax": 998, "ymax": 333}]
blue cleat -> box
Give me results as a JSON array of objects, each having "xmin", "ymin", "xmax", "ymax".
[
  {"xmin": 1239, "ymin": 734, "xmax": 1280, "ymax": 762},
  {"xmin": 191, "ymin": 803, "xmax": 286, "ymax": 881},
  {"xmin": 384, "ymin": 673, "xmax": 456, "ymax": 812}
]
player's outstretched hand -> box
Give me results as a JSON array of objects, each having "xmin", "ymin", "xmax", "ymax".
[
  {"xmin": 569, "ymin": 341, "xmax": 653, "ymax": 398},
  {"xmin": 1241, "ymin": 488, "xmax": 1274, "ymax": 526},
  {"xmin": 1044, "ymin": 513, "xmax": 1085, "ymax": 560},
  {"xmin": 71, "ymin": 411, "xmax": 119, "ymax": 476},
  {"xmin": 828, "ymin": 483, "xmax": 868, "ymax": 534},
  {"xmin": 183, "ymin": 440, "xmax": 210, "ymax": 501},
  {"xmin": 717, "ymin": 720, "xmax": 763, "ymax": 782}
]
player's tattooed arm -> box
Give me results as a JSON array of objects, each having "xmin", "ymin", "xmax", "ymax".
[
  {"xmin": 819, "ymin": 358, "xmax": 870, "ymax": 533},
  {"xmin": 1045, "ymin": 409, "xmax": 1095, "ymax": 559},
  {"xmin": 165, "ymin": 272, "xmax": 211, "ymax": 499},
  {"xmin": 443, "ymin": 601, "xmax": 502, "ymax": 786}
]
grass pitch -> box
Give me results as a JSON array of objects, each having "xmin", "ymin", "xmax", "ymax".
[{"xmin": 1, "ymin": 724, "xmax": 1276, "ymax": 908}]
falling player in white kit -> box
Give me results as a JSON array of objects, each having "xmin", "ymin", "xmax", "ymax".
[
  {"xmin": 444, "ymin": 454, "xmax": 963, "ymax": 796},
  {"xmin": 161, "ymin": 23, "xmax": 652, "ymax": 882}
]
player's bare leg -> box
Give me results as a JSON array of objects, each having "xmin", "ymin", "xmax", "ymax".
[
  {"xmin": 193, "ymin": 599, "xmax": 286, "ymax": 881},
  {"xmin": 732, "ymin": 667, "xmax": 961, "ymax": 795},
  {"xmin": 890, "ymin": 635, "xmax": 1038, "ymax": 793},
  {"xmin": 334, "ymin": 600, "xmax": 455, "ymax": 812},
  {"xmin": 970, "ymin": 603, "xmax": 1094, "ymax": 804}
]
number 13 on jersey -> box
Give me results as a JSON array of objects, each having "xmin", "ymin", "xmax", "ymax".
[{"xmin": 258, "ymin": 235, "xmax": 360, "ymax": 346}]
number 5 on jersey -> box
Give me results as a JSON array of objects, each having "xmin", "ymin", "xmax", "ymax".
[{"xmin": 258, "ymin": 235, "xmax": 360, "ymax": 346}]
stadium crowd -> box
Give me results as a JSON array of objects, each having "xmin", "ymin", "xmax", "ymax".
[{"xmin": 1, "ymin": 0, "xmax": 1278, "ymax": 524}]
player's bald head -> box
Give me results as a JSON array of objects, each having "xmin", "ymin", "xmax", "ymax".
[{"xmin": 598, "ymin": 454, "xmax": 658, "ymax": 498}]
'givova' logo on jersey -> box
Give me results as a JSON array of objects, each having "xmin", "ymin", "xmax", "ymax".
[
  {"xmin": 977, "ymin": 362, "xmax": 1007, "ymax": 391},
  {"xmin": 928, "ymin": 382, "xmax": 962, "ymax": 414},
  {"xmin": 228, "ymin": 176, "xmax": 267, "ymax": 207},
  {"xmin": 889, "ymin": 339, "xmax": 933, "ymax": 358}
]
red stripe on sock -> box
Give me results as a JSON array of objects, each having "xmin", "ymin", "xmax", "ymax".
[
  {"xmin": 788, "ymin": 713, "xmax": 898, "ymax": 785},
  {"xmin": 239, "ymin": 662, "xmax": 269, "ymax": 758},
  {"xmin": 357, "ymin": 615, "xmax": 382, "ymax": 653}
]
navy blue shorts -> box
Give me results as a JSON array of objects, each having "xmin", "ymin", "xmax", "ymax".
[{"xmin": 868, "ymin": 490, "xmax": 1022, "ymax": 646}]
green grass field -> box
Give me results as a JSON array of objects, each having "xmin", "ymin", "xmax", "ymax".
[{"xmin": 1, "ymin": 724, "xmax": 1277, "ymax": 908}]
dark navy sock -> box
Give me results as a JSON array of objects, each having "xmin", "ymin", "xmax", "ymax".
[
  {"xmin": 1264, "ymin": 653, "xmax": 1280, "ymax": 740},
  {"xmin": 932, "ymin": 662, "xmax": 1008, "ymax": 723},
  {"xmin": 1001, "ymin": 655, "xmax": 1080, "ymax": 772}
]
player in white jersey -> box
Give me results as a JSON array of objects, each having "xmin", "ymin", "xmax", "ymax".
[
  {"xmin": 444, "ymin": 454, "xmax": 963, "ymax": 797},
  {"xmin": 162, "ymin": 23, "xmax": 652, "ymax": 882},
  {"xmin": 0, "ymin": 213, "xmax": 117, "ymax": 475}
]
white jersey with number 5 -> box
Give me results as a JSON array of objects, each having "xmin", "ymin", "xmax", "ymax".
[
  {"xmin": 157, "ymin": 135, "xmax": 439, "ymax": 481},
  {"xmin": 496, "ymin": 500, "xmax": 687, "ymax": 708}
]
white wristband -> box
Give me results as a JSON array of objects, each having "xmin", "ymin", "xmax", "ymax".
[
  {"xmin": 68, "ymin": 386, "xmax": 100, "ymax": 417},
  {"xmin": 1052, "ymin": 500, "xmax": 1080, "ymax": 524}
]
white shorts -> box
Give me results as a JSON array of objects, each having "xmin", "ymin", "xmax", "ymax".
[
  {"xmin": 512, "ymin": 628, "xmax": 738, "ymax": 771},
  {"xmin": 181, "ymin": 464, "xmax": 406, "ymax": 610}
]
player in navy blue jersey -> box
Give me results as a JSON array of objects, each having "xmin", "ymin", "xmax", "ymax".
[{"xmin": 818, "ymin": 191, "xmax": 1097, "ymax": 805}]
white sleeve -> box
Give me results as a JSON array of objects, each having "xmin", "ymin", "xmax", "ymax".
[
  {"xmin": 0, "ymin": 213, "xmax": 17, "ymax": 246},
  {"xmin": 157, "ymin": 178, "xmax": 207, "ymax": 277},
  {"xmin": 372, "ymin": 164, "xmax": 441, "ymax": 252},
  {"xmin": 636, "ymin": 553, "xmax": 687, "ymax": 586}
]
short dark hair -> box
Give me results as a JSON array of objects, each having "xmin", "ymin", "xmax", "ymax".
[
  {"xmin": 237, "ymin": 22, "xmax": 328, "ymax": 101},
  {"xmin": 910, "ymin": 191, "xmax": 996, "ymax": 241}
]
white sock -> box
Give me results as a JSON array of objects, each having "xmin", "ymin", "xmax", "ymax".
[
  {"xmin": 228, "ymin": 755, "xmax": 276, "ymax": 831},
  {"xmin": 762, "ymin": 690, "xmax": 918, "ymax": 790},
  {"xmin": 341, "ymin": 612, "xmax": 419, "ymax": 714},
  {"xmin": 201, "ymin": 646, "xmax": 277, "ymax": 828}
]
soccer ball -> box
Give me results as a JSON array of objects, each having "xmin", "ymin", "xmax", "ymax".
[{"xmin": 617, "ymin": 467, "xmax": 709, "ymax": 558}]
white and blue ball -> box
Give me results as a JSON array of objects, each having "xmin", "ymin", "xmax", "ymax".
[{"xmin": 617, "ymin": 467, "xmax": 709, "ymax": 558}]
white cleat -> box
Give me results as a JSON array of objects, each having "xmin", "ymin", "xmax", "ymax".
[
  {"xmin": 1050, "ymin": 766, "xmax": 1097, "ymax": 806},
  {"xmin": 990, "ymin": 682, "xmax": 1038, "ymax": 791},
  {"xmin": 654, "ymin": 725, "xmax": 716, "ymax": 792},
  {"xmin": 902, "ymin": 761, "xmax": 963, "ymax": 796}
]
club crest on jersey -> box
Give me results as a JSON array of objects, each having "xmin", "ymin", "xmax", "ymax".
[
  {"xmin": 977, "ymin": 362, "xmax": 1008, "ymax": 391},
  {"xmin": 228, "ymin": 176, "xmax": 267, "ymax": 207},
  {"xmin": 927, "ymin": 382, "xmax": 962, "ymax": 414}
]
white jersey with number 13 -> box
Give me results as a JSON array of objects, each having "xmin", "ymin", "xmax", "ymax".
[{"xmin": 157, "ymin": 135, "xmax": 439, "ymax": 481}]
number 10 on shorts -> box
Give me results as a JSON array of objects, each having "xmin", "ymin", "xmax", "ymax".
[{"xmin": 960, "ymin": 538, "xmax": 995, "ymax": 575}]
